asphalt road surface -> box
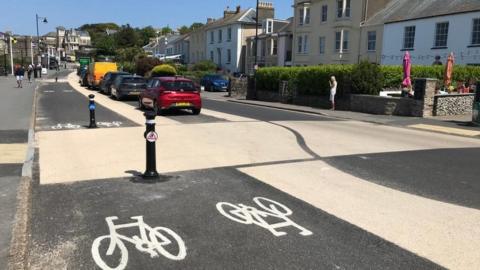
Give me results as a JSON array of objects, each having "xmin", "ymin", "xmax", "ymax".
[
  {"xmin": 27, "ymin": 76, "xmax": 480, "ymax": 270},
  {"xmin": 36, "ymin": 82, "xmax": 139, "ymax": 131}
]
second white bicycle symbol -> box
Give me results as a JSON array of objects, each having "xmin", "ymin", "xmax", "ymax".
[
  {"xmin": 216, "ymin": 197, "xmax": 313, "ymax": 237},
  {"xmin": 91, "ymin": 216, "xmax": 186, "ymax": 270}
]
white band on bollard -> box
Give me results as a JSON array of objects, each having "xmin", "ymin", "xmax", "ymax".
[{"xmin": 146, "ymin": 119, "xmax": 155, "ymax": 124}]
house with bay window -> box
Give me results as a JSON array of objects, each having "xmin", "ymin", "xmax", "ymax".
[
  {"xmin": 292, "ymin": 0, "xmax": 394, "ymax": 66},
  {"xmin": 204, "ymin": 3, "xmax": 275, "ymax": 73},
  {"xmin": 380, "ymin": 0, "xmax": 480, "ymax": 66}
]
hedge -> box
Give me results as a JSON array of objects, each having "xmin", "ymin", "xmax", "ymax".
[
  {"xmin": 256, "ymin": 64, "xmax": 480, "ymax": 96},
  {"xmin": 151, "ymin": 64, "xmax": 177, "ymax": 77}
]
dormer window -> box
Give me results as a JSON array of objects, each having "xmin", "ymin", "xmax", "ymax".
[{"xmin": 264, "ymin": 19, "xmax": 273, "ymax": 34}]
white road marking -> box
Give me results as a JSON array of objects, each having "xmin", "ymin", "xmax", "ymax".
[
  {"xmin": 216, "ymin": 197, "xmax": 312, "ymax": 237},
  {"xmin": 63, "ymin": 90, "xmax": 74, "ymax": 93},
  {"xmin": 44, "ymin": 90, "xmax": 55, "ymax": 93},
  {"xmin": 51, "ymin": 123, "xmax": 81, "ymax": 130},
  {"xmin": 92, "ymin": 216, "xmax": 186, "ymax": 270},
  {"xmin": 96, "ymin": 121, "xmax": 122, "ymax": 128}
]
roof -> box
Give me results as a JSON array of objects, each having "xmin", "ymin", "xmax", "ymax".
[
  {"xmin": 204, "ymin": 8, "xmax": 256, "ymax": 30},
  {"xmin": 44, "ymin": 31, "xmax": 57, "ymax": 37},
  {"xmin": 366, "ymin": 0, "xmax": 480, "ymax": 25}
]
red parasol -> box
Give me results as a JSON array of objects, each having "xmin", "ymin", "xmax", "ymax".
[
  {"xmin": 444, "ymin": 52, "xmax": 455, "ymax": 87},
  {"xmin": 402, "ymin": 52, "xmax": 411, "ymax": 88}
]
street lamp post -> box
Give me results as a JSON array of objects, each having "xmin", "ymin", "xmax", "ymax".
[
  {"xmin": 254, "ymin": 0, "xmax": 259, "ymax": 70},
  {"xmin": 35, "ymin": 14, "xmax": 48, "ymax": 64}
]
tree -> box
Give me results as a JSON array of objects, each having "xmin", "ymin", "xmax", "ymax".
[
  {"xmin": 160, "ymin": 26, "xmax": 172, "ymax": 35},
  {"xmin": 138, "ymin": 26, "xmax": 157, "ymax": 47},
  {"xmin": 115, "ymin": 47, "xmax": 144, "ymax": 63},
  {"xmin": 189, "ymin": 22, "xmax": 204, "ymax": 31},
  {"xmin": 178, "ymin": 26, "xmax": 190, "ymax": 35},
  {"xmin": 136, "ymin": 56, "xmax": 161, "ymax": 76},
  {"xmin": 95, "ymin": 35, "xmax": 116, "ymax": 56},
  {"xmin": 115, "ymin": 24, "xmax": 139, "ymax": 48}
]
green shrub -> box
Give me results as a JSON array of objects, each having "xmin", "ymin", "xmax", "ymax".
[
  {"xmin": 351, "ymin": 61, "xmax": 384, "ymax": 95},
  {"xmin": 192, "ymin": 60, "xmax": 217, "ymax": 72},
  {"xmin": 256, "ymin": 64, "xmax": 480, "ymax": 96},
  {"xmin": 135, "ymin": 56, "xmax": 161, "ymax": 76},
  {"xmin": 151, "ymin": 64, "xmax": 177, "ymax": 77}
]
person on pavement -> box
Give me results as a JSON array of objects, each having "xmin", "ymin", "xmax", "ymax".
[
  {"xmin": 37, "ymin": 63, "xmax": 42, "ymax": 78},
  {"xmin": 329, "ymin": 76, "xmax": 337, "ymax": 110},
  {"xmin": 27, "ymin": 64, "xmax": 33, "ymax": 83},
  {"xmin": 15, "ymin": 65, "xmax": 25, "ymax": 88}
]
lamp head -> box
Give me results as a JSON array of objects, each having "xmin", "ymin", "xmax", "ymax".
[{"xmin": 42, "ymin": 18, "xmax": 48, "ymax": 24}]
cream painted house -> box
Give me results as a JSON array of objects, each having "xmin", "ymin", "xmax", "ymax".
[{"xmin": 292, "ymin": 0, "xmax": 393, "ymax": 66}]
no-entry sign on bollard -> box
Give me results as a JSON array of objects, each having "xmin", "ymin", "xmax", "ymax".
[
  {"xmin": 143, "ymin": 111, "xmax": 160, "ymax": 180},
  {"xmin": 88, "ymin": 94, "xmax": 97, "ymax": 128}
]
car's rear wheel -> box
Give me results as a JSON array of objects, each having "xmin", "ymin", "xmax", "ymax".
[{"xmin": 192, "ymin": 108, "xmax": 201, "ymax": 115}]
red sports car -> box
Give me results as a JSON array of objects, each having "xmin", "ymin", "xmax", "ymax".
[{"xmin": 139, "ymin": 77, "xmax": 202, "ymax": 115}]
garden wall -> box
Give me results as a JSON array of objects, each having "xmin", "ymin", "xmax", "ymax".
[{"xmin": 434, "ymin": 94, "xmax": 475, "ymax": 116}]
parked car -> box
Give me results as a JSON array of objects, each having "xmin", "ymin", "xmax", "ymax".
[
  {"xmin": 200, "ymin": 74, "xmax": 229, "ymax": 92},
  {"xmin": 79, "ymin": 66, "xmax": 89, "ymax": 86},
  {"xmin": 87, "ymin": 62, "xmax": 118, "ymax": 89},
  {"xmin": 111, "ymin": 75, "xmax": 147, "ymax": 100},
  {"xmin": 99, "ymin": 71, "xmax": 130, "ymax": 95},
  {"xmin": 139, "ymin": 77, "xmax": 201, "ymax": 115}
]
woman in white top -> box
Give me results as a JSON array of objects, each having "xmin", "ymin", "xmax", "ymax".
[{"xmin": 329, "ymin": 76, "xmax": 337, "ymax": 110}]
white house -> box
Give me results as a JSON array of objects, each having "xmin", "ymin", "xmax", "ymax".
[
  {"xmin": 381, "ymin": 0, "xmax": 480, "ymax": 66},
  {"xmin": 204, "ymin": 3, "xmax": 275, "ymax": 73}
]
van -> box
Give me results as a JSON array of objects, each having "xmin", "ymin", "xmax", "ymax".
[{"xmin": 87, "ymin": 62, "xmax": 118, "ymax": 89}]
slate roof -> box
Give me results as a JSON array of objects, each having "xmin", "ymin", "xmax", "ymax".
[
  {"xmin": 204, "ymin": 8, "xmax": 256, "ymax": 30},
  {"xmin": 365, "ymin": 0, "xmax": 480, "ymax": 26}
]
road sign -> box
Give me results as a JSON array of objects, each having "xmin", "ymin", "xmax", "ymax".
[
  {"xmin": 79, "ymin": 57, "xmax": 90, "ymax": 67},
  {"xmin": 146, "ymin": 131, "xmax": 158, "ymax": 142}
]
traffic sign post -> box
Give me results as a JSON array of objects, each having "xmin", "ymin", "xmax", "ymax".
[
  {"xmin": 143, "ymin": 111, "xmax": 160, "ymax": 180},
  {"xmin": 88, "ymin": 94, "xmax": 97, "ymax": 128}
]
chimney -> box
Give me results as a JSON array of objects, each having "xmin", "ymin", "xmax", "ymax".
[
  {"xmin": 224, "ymin": 6, "xmax": 237, "ymax": 18},
  {"xmin": 257, "ymin": 2, "xmax": 275, "ymax": 21},
  {"xmin": 236, "ymin": 5, "xmax": 241, "ymax": 14},
  {"xmin": 207, "ymin": 18, "xmax": 215, "ymax": 24}
]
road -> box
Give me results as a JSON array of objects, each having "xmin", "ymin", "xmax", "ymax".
[{"xmin": 26, "ymin": 72, "xmax": 480, "ymax": 270}]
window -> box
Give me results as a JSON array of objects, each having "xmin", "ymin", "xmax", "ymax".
[
  {"xmin": 434, "ymin": 22, "xmax": 449, "ymax": 48},
  {"xmin": 305, "ymin": 7, "xmax": 310, "ymax": 25},
  {"xmin": 303, "ymin": 35, "xmax": 309, "ymax": 53},
  {"xmin": 218, "ymin": 30, "xmax": 222, "ymax": 43},
  {"xmin": 210, "ymin": 51, "xmax": 214, "ymax": 61},
  {"xmin": 335, "ymin": 31, "xmax": 341, "ymax": 51},
  {"xmin": 297, "ymin": 36, "xmax": 303, "ymax": 53},
  {"xmin": 367, "ymin": 31, "xmax": 376, "ymax": 51},
  {"xmin": 227, "ymin": 28, "xmax": 232, "ymax": 41},
  {"xmin": 403, "ymin": 26, "xmax": 416, "ymax": 49},
  {"xmin": 267, "ymin": 20, "xmax": 273, "ymax": 33},
  {"xmin": 343, "ymin": 30, "xmax": 349, "ymax": 51},
  {"xmin": 272, "ymin": 39, "xmax": 278, "ymax": 55},
  {"xmin": 210, "ymin": 32, "xmax": 214, "ymax": 44},
  {"xmin": 337, "ymin": 0, "xmax": 350, "ymax": 18},
  {"xmin": 299, "ymin": 8, "xmax": 304, "ymax": 26},
  {"xmin": 471, "ymin": 18, "xmax": 480, "ymax": 45},
  {"xmin": 321, "ymin": 5, "xmax": 328, "ymax": 22},
  {"xmin": 319, "ymin": 36, "xmax": 325, "ymax": 54},
  {"xmin": 227, "ymin": 49, "xmax": 231, "ymax": 63}
]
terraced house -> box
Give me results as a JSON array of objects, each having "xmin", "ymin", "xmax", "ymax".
[{"xmin": 292, "ymin": 0, "xmax": 393, "ymax": 65}]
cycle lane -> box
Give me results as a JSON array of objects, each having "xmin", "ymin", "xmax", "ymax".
[{"xmin": 28, "ymin": 166, "xmax": 442, "ymax": 270}]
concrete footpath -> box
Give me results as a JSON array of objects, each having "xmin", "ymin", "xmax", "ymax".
[
  {"xmin": 213, "ymin": 96, "xmax": 480, "ymax": 138},
  {"xmin": 0, "ymin": 75, "xmax": 35, "ymax": 270}
]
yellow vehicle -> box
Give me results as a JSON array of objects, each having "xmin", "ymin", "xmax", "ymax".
[{"xmin": 87, "ymin": 62, "xmax": 118, "ymax": 89}]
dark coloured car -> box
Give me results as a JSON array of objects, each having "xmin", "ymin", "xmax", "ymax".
[
  {"xmin": 99, "ymin": 71, "xmax": 130, "ymax": 95},
  {"xmin": 79, "ymin": 66, "xmax": 89, "ymax": 87},
  {"xmin": 111, "ymin": 76, "xmax": 147, "ymax": 100},
  {"xmin": 139, "ymin": 77, "xmax": 201, "ymax": 115},
  {"xmin": 200, "ymin": 74, "xmax": 229, "ymax": 92}
]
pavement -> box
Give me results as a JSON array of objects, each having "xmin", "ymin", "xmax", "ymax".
[
  {"xmin": 207, "ymin": 94, "xmax": 480, "ymax": 138},
  {"xmin": 0, "ymin": 74, "xmax": 35, "ymax": 269}
]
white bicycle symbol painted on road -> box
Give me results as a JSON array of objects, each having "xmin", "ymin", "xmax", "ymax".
[
  {"xmin": 91, "ymin": 216, "xmax": 186, "ymax": 270},
  {"xmin": 216, "ymin": 197, "xmax": 313, "ymax": 237},
  {"xmin": 97, "ymin": 121, "xmax": 123, "ymax": 128},
  {"xmin": 50, "ymin": 123, "xmax": 81, "ymax": 130}
]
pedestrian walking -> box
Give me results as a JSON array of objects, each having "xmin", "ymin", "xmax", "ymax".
[
  {"xmin": 329, "ymin": 76, "xmax": 337, "ymax": 110},
  {"xmin": 15, "ymin": 65, "xmax": 25, "ymax": 88},
  {"xmin": 37, "ymin": 63, "xmax": 42, "ymax": 78},
  {"xmin": 27, "ymin": 64, "xmax": 33, "ymax": 83}
]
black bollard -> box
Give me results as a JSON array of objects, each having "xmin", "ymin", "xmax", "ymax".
[
  {"xmin": 143, "ymin": 111, "xmax": 159, "ymax": 179},
  {"xmin": 88, "ymin": 94, "xmax": 97, "ymax": 128}
]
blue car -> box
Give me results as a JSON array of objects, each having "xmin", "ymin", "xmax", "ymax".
[{"xmin": 200, "ymin": 74, "xmax": 229, "ymax": 92}]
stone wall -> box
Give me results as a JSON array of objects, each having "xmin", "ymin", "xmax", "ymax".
[
  {"xmin": 230, "ymin": 78, "xmax": 248, "ymax": 99},
  {"xmin": 350, "ymin": 95, "xmax": 423, "ymax": 116},
  {"xmin": 434, "ymin": 94, "xmax": 475, "ymax": 116}
]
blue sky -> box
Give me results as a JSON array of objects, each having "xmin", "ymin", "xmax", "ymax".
[{"xmin": 0, "ymin": 0, "xmax": 292, "ymax": 35}]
